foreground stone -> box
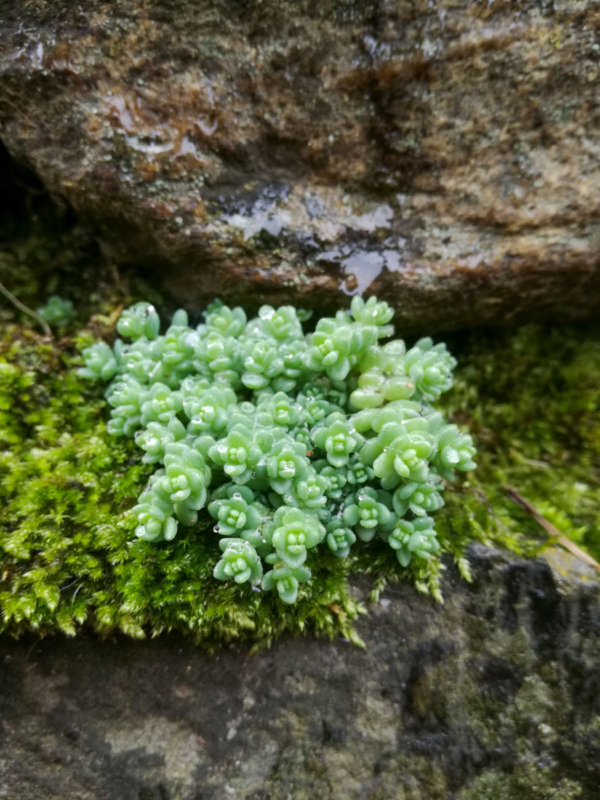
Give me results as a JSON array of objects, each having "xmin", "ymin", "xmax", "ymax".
[
  {"xmin": 1, "ymin": 1, "xmax": 600, "ymax": 331},
  {"xmin": 1, "ymin": 545, "xmax": 599, "ymax": 800}
]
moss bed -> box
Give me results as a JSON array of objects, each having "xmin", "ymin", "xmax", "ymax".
[{"xmin": 0, "ymin": 291, "xmax": 598, "ymax": 648}]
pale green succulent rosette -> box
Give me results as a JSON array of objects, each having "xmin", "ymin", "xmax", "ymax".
[
  {"xmin": 135, "ymin": 418, "xmax": 187, "ymax": 464},
  {"xmin": 209, "ymin": 424, "xmax": 263, "ymax": 484},
  {"xmin": 183, "ymin": 385, "xmax": 236, "ymax": 436},
  {"xmin": 213, "ymin": 538, "xmax": 263, "ymax": 584},
  {"xmin": 311, "ymin": 414, "xmax": 362, "ymax": 468},
  {"xmin": 208, "ymin": 484, "xmax": 261, "ymax": 536},
  {"xmin": 254, "ymin": 305, "xmax": 304, "ymax": 342},
  {"xmin": 79, "ymin": 341, "xmax": 120, "ymax": 381},
  {"xmin": 241, "ymin": 338, "xmax": 284, "ymax": 390},
  {"xmin": 106, "ymin": 375, "xmax": 146, "ymax": 437},
  {"xmin": 257, "ymin": 391, "xmax": 302, "ymax": 430},
  {"xmin": 271, "ymin": 339, "xmax": 307, "ymax": 393},
  {"xmin": 203, "ymin": 300, "xmax": 247, "ymax": 337},
  {"xmin": 403, "ymin": 338, "xmax": 457, "ymax": 402},
  {"xmin": 140, "ymin": 382, "xmax": 183, "ymax": 426},
  {"xmin": 224, "ymin": 400, "xmax": 257, "ymax": 432},
  {"xmin": 392, "ymin": 477, "xmax": 445, "ymax": 518},
  {"xmin": 157, "ymin": 442, "xmax": 211, "ymax": 520},
  {"xmin": 37, "ymin": 295, "xmax": 74, "ymax": 327},
  {"xmin": 313, "ymin": 461, "xmax": 347, "ymax": 500},
  {"xmin": 432, "ymin": 424, "xmax": 477, "ymax": 481},
  {"xmin": 350, "ymin": 295, "xmax": 394, "ymax": 337},
  {"xmin": 266, "ymin": 439, "xmax": 310, "ymax": 495},
  {"xmin": 342, "ymin": 487, "xmax": 393, "ymax": 542},
  {"xmin": 159, "ymin": 325, "xmax": 199, "ymax": 384},
  {"xmin": 382, "ymin": 516, "xmax": 440, "ymax": 567},
  {"xmin": 297, "ymin": 390, "xmax": 332, "ymax": 426},
  {"xmin": 304, "ymin": 318, "xmax": 371, "ymax": 382},
  {"xmin": 360, "ymin": 416, "xmax": 435, "ymax": 489},
  {"xmin": 197, "ymin": 331, "xmax": 241, "ymax": 387},
  {"xmin": 325, "ymin": 518, "xmax": 357, "ymax": 558},
  {"xmin": 179, "ymin": 375, "xmax": 212, "ymax": 398},
  {"xmin": 133, "ymin": 478, "xmax": 177, "ymax": 542},
  {"xmin": 134, "ymin": 501, "xmax": 178, "ymax": 543},
  {"xmin": 116, "ymin": 301, "xmax": 160, "ymax": 341},
  {"xmin": 288, "ymin": 472, "xmax": 330, "ymax": 510},
  {"xmin": 291, "ymin": 425, "xmax": 312, "ymax": 449},
  {"xmin": 262, "ymin": 564, "xmax": 311, "ymax": 604},
  {"xmin": 120, "ymin": 338, "xmax": 164, "ymax": 385},
  {"xmin": 271, "ymin": 507, "xmax": 325, "ymax": 568},
  {"xmin": 345, "ymin": 455, "xmax": 374, "ymax": 487},
  {"xmin": 236, "ymin": 526, "xmax": 273, "ymax": 560}
]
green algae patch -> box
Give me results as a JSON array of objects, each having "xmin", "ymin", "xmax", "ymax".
[{"xmin": 0, "ymin": 318, "xmax": 599, "ymax": 646}]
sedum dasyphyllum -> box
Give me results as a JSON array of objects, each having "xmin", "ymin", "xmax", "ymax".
[{"xmin": 79, "ymin": 295, "xmax": 476, "ymax": 603}]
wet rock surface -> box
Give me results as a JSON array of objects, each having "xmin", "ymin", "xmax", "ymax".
[
  {"xmin": 1, "ymin": 544, "xmax": 600, "ymax": 800},
  {"xmin": 1, "ymin": 0, "xmax": 600, "ymax": 330}
]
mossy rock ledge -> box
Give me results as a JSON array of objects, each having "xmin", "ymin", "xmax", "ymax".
[
  {"xmin": 1, "ymin": 544, "xmax": 599, "ymax": 800},
  {"xmin": 1, "ymin": 1, "xmax": 600, "ymax": 331}
]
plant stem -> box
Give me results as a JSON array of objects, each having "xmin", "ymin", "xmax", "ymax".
[{"xmin": 0, "ymin": 280, "xmax": 51, "ymax": 336}]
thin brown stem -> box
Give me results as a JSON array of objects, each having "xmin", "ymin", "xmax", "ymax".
[
  {"xmin": 0, "ymin": 280, "xmax": 51, "ymax": 337},
  {"xmin": 504, "ymin": 485, "xmax": 600, "ymax": 573}
]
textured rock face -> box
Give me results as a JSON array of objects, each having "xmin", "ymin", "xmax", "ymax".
[
  {"xmin": 1, "ymin": 546, "xmax": 600, "ymax": 800},
  {"xmin": 0, "ymin": 1, "xmax": 599, "ymax": 330}
]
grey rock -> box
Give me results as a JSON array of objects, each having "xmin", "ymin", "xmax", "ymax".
[
  {"xmin": 1, "ymin": 545, "xmax": 600, "ymax": 799},
  {"xmin": 0, "ymin": 1, "xmax": 600, "ymax": 331}
]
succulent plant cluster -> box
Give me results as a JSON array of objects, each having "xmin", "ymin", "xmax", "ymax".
[{"xmin": 79, "ymin": 297, "xmax": 476, "ymax": 603}]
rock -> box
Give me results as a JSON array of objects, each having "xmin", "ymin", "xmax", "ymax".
[
  {"xmin": 1, "ymin": 545, "xmax": 600, "ymax": 799},
  {"xmin": 0, "ymin": 1, "xmax": 599, "ymax": 331}
]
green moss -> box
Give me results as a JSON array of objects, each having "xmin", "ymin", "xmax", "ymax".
[
  {"xmin": 0, "ymin": 325, "xmax": 364, "ymax": 646},
  {"xmin": 439, "ymin": 324, "xmax": 600, "ymax": 563},
  {"xmin": 0, "ymin": 311, "xmax": 599, "ymax": 647}
]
